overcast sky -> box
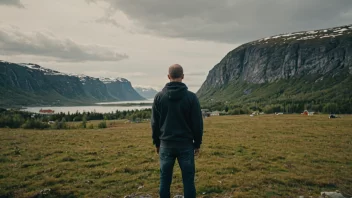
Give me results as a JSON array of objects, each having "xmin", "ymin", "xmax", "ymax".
[{"xmin": 1, "ymin": 0, "xmax": 352, "ymax": 91}]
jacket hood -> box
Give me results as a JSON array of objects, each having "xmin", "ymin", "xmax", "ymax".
[{"xmin": 162, "ymin": 82, "xmax": 188, "ymax": 101}]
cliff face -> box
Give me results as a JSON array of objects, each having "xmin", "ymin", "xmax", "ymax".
[
  {"xmin": 80, "ymin": 76, "xmax": 115, "ymax": 101},
  {"xmin": 197, "ymin": 25, "xmax": 352, "ymax": 106},
  {"xmin": 0, "ymin": 61, "xmax": 144, "ymax": 106},
  {"xmin": 100, "ymin": 77, "xmax": 145, "ymax": 101}
]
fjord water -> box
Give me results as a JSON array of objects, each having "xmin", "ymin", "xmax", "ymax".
[
  {"xmin": 23, "ymin": 100, "xmax": 152, "ymax": 114},
  {"xmin": 96, "ymin": 99, "xmax": 153, "ymax": 105}
]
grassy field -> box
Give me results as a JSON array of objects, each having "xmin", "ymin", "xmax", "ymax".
[{"xmin": 0, "ymin": 115, "xmax": 351, "ymax": 198}]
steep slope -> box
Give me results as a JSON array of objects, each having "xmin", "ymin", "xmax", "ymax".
[
  {"xmin": 0, "ymin": 62, "xmax": 73, "ymax": 106},
  {"xmin": 0, "ymin": 61, "xmax": 144, "ymax": 106},
  {"xmin": 100, "ymin": 77, "xmax": 145, "ymax": 101},
  {"xmin": 197, "ymin": 24, "xmax": 352, "ymax": 113},
  {"xmin": 134, "ymin": 87, "xmax": 158, "ymax": 99}
]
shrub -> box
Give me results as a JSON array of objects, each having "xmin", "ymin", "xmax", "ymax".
[
  {"xmin": 88, "ymin": 124, "xmax": 94, "ymax": 129},
  {"xmin": 81, "ymin": 115, "xmax": 87, "ymax": 128},
  {"xmin": 98, "ymin": 121, "xmax": 107, "ymax": 129},
  {"xmin": 80, "ymin": 121, "xmax": 87, "ymax": 129},
  {"xmin": 52, "ymin": 118, "xmax": 67, "ymax": 129},
  {"xmin": 52, "ymin": 121, "xmax": 66, "ymax": 129},
  {"xmin": 0, "ymin": 114, "xmax": 25, "ymax": 128},
  {"xmin": 21, "ymin": 119, "xmax": 50, "ymax": 129}
]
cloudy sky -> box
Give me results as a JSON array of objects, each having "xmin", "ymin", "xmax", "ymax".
[{"xmin": 1, "ymin": 0, "xmax": 352, "ymax": 91}]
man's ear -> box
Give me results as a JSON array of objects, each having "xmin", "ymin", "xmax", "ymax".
[
  {"xmin": 167, "ymin": 74, "xmax": 171, "ymax": 80},
  {"xmin": 182, "ymin": 74, "xmax": 184, "ymax": 79}
]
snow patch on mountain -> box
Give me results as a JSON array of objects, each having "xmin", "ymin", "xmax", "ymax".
[
  {"xmin": 19, "ymin": 63, "xmax": 67, "ymax": 76},
  {"xmin": 14, "ymin": 62, "xmax": 128, "ymax": 83},
  {"xmin": 255, "ymin": 24, "xmax": 352, "ymax": 44},
  {"xmin": 99, "ymin": 77, "xmax": 129, "ymax": 84}
]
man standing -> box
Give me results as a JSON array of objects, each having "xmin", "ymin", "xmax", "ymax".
[{"xmin": 151, "ymin": 64, "xmax": 203, "ymax": 198}]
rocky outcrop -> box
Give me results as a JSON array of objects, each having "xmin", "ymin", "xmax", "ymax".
[
  {"xmin": 105, "ymin": 80, "xmax": 145, "ymax": 101},
  {"xmin": 197, "ymin": 24, "xmax": 352, "ymax": 106},
  {"xmin": 81, "ymin": 76, "xmax": 115, "ymax": 101},
  {"xmin": 0, "ymin": 61, "xmax": 144, "ymax": 106}
]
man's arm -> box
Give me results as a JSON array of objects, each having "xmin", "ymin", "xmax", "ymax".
[
  {"xmin": 151, "ymin": 96, "xmax": 161, "ymax": 149},
  {"xmin": 191, "ymin": 94, "xmax": 203, "ymax": 149}
]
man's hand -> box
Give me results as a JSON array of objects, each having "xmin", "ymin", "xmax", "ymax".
[
  {"xmin": 194, "ymin": 148, "xmax": 200, "ymax": 156},
  {"xmin": 156, "ymin": 147, "xmax": 160, "ymax": 155}
]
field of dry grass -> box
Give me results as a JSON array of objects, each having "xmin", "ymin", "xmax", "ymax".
[{"xmin": 0, "ymin": 114, "xmax": 351, "ymax": 197}]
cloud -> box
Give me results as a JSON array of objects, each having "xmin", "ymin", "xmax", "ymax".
[
  {"xmin": 89, "ymin": 0, "xmax": 352, "ymax": 43},
  {"xmin": 0, "ymin": 26, "xmax": 128, "ymax": 62},
  {"xmin": 94, "ymin": 4, "xmax": 125, "ymax": 29},
  {"xmin": 96, "ymin": 17, "xmax": 124, "ymax": 28},
  {"xmin": 84, "ymin": 70, "xmax": 147, "ymax": 78},
  {"xmin": 123, "ymin": 72, "xmax": 147, "ymax": 77},
  {"xmin": 0, "ymin": 0, "xmax": 24, "ymax": 8}
]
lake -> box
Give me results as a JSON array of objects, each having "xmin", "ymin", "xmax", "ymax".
[
  {"xmin": 22, "ymin": 100, "xmax": 153, "ymax": 114},
  {"xmin": 96, "ymin": 100, "xmax": 152, "ymax": 105}
]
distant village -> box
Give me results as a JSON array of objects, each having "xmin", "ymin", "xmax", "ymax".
[{"xmin": 201, "ymin": 109, "xmax": 339, "ymax": 119}]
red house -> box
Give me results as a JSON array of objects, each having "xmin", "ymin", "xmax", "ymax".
[{"xmin": 39, "ymin": 109, "xmax": 55, "ymax": 114}]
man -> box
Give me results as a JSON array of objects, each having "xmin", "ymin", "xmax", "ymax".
[{"xmin": 151, "ymin": 64, "xmax": 203, "ymax": 198}]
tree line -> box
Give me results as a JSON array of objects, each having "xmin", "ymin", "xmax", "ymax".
[
  {"xmin": 1, "ymin": 98, "xmax": 350, "ymax": 129},
  {"xmin": 0, "ymin": 108, "xmax": 152, "ymax": 129},
  {"xmin": 202, "ymin": 99, "xmax": 352, "ymax": 115}
]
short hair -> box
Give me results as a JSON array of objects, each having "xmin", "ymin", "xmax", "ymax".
[{"xmin": 168, "ymin": 64, "xmax": 184, "ymax": 79}]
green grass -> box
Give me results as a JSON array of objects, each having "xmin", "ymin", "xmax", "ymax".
[{"xmin": 0, "ymin": 115, "xmax": 351, "ymax": 197}]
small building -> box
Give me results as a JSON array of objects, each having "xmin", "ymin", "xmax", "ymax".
[
  {"xmin": 252, "ymin": 111, "xmax": 259, "ymax": 116},
  {"xmin": 211, "ymin": 111, "xmax": 221, "ymax": 116},
  {"xmin": 302, "ymin": 110, "xmax": 308, "ymax": 115},
  {"xmin": 302, "ymin": 110, "xmax": 314, "ymax": 116},
  {"xmin": 39, "ymin": 109, "xmax": 55, "ymax": 114}
]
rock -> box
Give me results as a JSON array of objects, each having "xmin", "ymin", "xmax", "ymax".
[
  {"xmin": 321, "ymin": 192, "xmax": 347, "ymax": 198},
  {"xmin": 39, "ymin": 188, "xmax": 51, "ymax": 195}
]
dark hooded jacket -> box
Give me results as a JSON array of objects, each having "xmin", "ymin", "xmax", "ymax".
[{"xmin": 151, "ymin": 82, "xmax": 203, "ymax": 148}]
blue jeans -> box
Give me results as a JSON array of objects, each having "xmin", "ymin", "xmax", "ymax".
[{"xmin": 159, "ymin": 147, "xmax": 196, "ymax": 198}]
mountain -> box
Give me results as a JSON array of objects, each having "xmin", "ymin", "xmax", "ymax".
[
  {"xmin": 197, "ymin": 24, "xmax": 352, "ymax": 113},
  {"xmin": 0, "ymin": 61, "xmax": 145, "ymax": 106},
  {"xmin": 134, "ymin": 87, "xmax": 159, "ymax": 99}
]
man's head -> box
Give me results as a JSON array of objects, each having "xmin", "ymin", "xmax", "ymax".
[{"xmin": 168, "ymin": 64, "xmax": 184, "ymax": 82}]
